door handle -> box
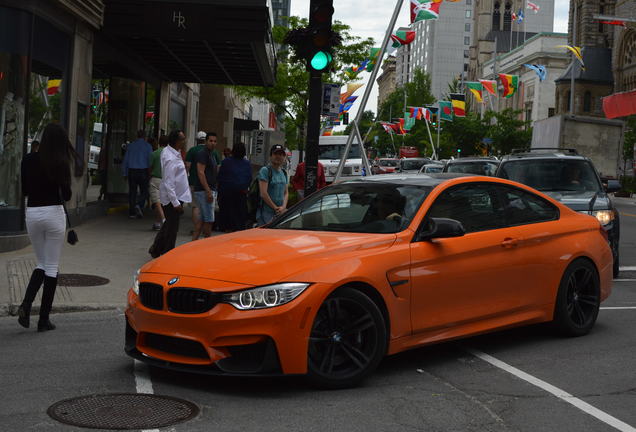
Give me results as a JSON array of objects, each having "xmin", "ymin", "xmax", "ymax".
[{"xmin": 501, "ymin": 237, "xmax": 519, "ymax": 248}]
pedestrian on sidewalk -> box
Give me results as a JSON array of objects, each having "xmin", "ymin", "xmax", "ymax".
[
  {"xmin": 149, "ymin": 135, "xmax": 168, "ymax": 230},
  {"xmin": 185, "ymin": 132, "xmax": 206, "ymax": 240},
  {"xmin": 192, "ymin": 132, "xmax": 219, "ymax": 238},
  {"xmin": 256, "ymin": 144, "xmax": 289, "ymax": 226},
  {"xmin": 291, "ymin": 161, "xmax": 326, "ymax": 200},
  {"xmin": 122, "ymin": 130, "xmax": 152, "ymax": 219},
  {"xmin": 217, "ymin": 142, "xmax": 252, "ymax": 231},
  {"xmin": 149, "ymin": 130, "xmax": 192, "ymax": 258},
  {"xmin": 17, "ymin": 123, "xmax": 73, "ymax": 332}
]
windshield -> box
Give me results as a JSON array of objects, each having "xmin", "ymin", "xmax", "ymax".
[
  {"xmin": 401, "ymin": 159, "xmax": 428, "ymax": 171},
  {"xmin": 422, "ymin": 165, "xmax": 443, "ymax": 173},
  {"xmin": 270, "ymin": 183, "xmax": 432, "ymax": 233},
  {"xmin": 319, "ymin": 144, "xmax": 361, "ymax": 159},
  {"xmin": 379, "ymin": 159, "xmax": 399, "ymax": 167},
  {"xmin": 499, "ymin": 159, "xmax": 602, "ymax": 193},
  {"xmin": 447, "ymin": 161, "xmax": 498, "ymax": 176}
]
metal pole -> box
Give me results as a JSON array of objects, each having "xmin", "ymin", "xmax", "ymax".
[
  {"xmin": 569, "ymin": 2, "xmax": 577, "ymax": 116},
  {"xmin": 436, "ymin": 105, "xmax": 441, "ymax": 159},
  {"xmin": 304, "ymin": 68, "xmax": 324, "ymax": 196},
  {"xmin": 334, "ymin": 0, "xmax": 404, "ymax": 182},
  {"xmin": 424, "ymin": 117, "xmax": 436, "ymax": 159},
  {"xmin": 354, "ymin": 122, "xmax": 373, "ymax": 175}
]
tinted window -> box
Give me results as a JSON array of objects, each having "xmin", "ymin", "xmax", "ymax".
[
  {"xmin": 498, "ymin": 186, "xmax": 559, "ymax": 226},
  {"xmin": 427, "ymin": 184, "xmax": 504, "ymax": 233},
  {"xmin": 446, "ymin": 161, "xmax": 499, "ymax": 176},
  {"xmin": 271, "ymin": 183, "xmax": 432, "ymax": 233},
  {"xmin": 401, "ymin": 159, "xmax": 428, "ymax": 171},
  {"xmin": 498, "ymin": 159, "xmax": 602, "ymax": 193}
]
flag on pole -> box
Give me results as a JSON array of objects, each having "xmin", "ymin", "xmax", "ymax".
[
  {"xmin": 344, "ymin": 60, "xmax": 370, "ymax": 78},
  {"xmin": 557, "ymin": 45, "xmax": 586, "ymax": 70},
  {"xmin": 498, "ymin": 74, "xmax": 519, "ymax": 98},
  {"xmin": 422, "ymin": 108, "xmax": 432, "ymax": 122},
  {"xmin": 450, "ymin": 94, "xmax": 466, "ymax": 117},
  {"xmin": 411, "ymin": 0, "xmax": 441, "ymax": 23},
  {"xmin": 523, "ymin": 64, "xmax": 547, "ymax": 81},
  {"xmin": 404, "ymin": 112, "xmax": 416, "ymax": 131},
  {"xmin": 321, "ymin": 127, "xmax": 334, "ymax": 136},
  {"xmin": 512, "ymin": 11, "xmax": 517, "ymax": 21},
  {"xmin": 439, "ymin": 101, "xmax": 454, "ymax": 121},
  {"xmin": 479, "ymin": 79, "xmax": 498, "ymax": 96},
  {"xmin": 391, "ymin": 30, "xmax": 416, "ymax": 48},
  {"xmin": 340, "ymin": 96, "xmax": 358, "ymax": 113},
  {"xmin": 340, "ymin": 83, "xmax": 363, "ymax": 103},
  {"xmin": 381, "ymin": 122, "xmax": 395, "ymax": 134},
  {"xmin": 599, "ymin": 20, "xmax": 626, "ymax": 27},
  {"xmin": 366, "ymin": 48, "xmax": 382, "ymax": 72},
  {"xmin": 517, "ymin": 9, "xmax": 524, "ymax": 23},
  {"xmin": 408, "ymin": 106, "xmax": 426, "ymax": 120},
  {"xmin": 526, "ymin": 1, "xmax": 540, "ymax": 13},
  {"xmin": 47, "ymin": 79, "xmax": 61, "ymax": 96},
  {"xmin": 466, "ymin": 82, "xmax": 484, "ymax": 102}
]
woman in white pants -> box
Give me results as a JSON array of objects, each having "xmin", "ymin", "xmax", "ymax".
[{"xmin": 18, "ymin": 123, "xmax": 72, "ymax": 332}]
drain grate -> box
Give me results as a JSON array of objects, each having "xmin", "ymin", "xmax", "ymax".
[
  {"xmin": 58, "ymin": 274, "xmax": 110, "ymax": 287},
  {"xmin": 47, "ymin": 393, "xmax": 199, "ymax": 430}
]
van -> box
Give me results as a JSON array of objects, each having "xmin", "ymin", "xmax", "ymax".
[{"xmin": 319, "ymin": 135, "xmax": 363, "ymax": 183}]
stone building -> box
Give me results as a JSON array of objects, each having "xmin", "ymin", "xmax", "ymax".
[{"xmin": 376, "ymin": 56, "xmax": 397, "ymax": 109}]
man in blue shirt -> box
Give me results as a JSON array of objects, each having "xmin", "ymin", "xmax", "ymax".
[{"xmin": 122, "ymin": 130, "xmax": 153, "ymax": 218}]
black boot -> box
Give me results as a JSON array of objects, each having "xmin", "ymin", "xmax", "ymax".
[
  {"xmin": 18, "ymin": 268, "xmax": 45, "ymax": 328},
  {"xmin": 37, "ymin": 275, "xmax": 58, "ymax": 332}
]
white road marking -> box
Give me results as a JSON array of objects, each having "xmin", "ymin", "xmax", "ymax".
[
  {"xmin": 619, "ymin": 266, "xmax": 636, "ymax": 271},
  {"xmin": 134, "ymin": 360, "xmax": 159, "ymax": 432},
  {"xmin": 601, "ymin": 307, "xmax": 636, "ymax": 310},
  {"xmin": 467, "ymin": 349, "xmax": 636, "ymax": 432}
]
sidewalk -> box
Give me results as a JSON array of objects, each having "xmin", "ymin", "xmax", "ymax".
[{"xmin": 0, "ymin": 207, "xmax": 221, "ymax": 317}]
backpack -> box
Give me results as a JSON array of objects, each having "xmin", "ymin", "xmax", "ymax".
[{"xmin": 247, "ymin": 166, "xmax": 287, "ymax": 222}]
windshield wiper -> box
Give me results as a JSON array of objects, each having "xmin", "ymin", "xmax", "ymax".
[{"xmin": 588, "ymin": 191, "xmax": 598, "ymax": 215}]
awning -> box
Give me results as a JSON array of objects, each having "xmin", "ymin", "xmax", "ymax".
[
  {"xmin": 602, "ymin": 89, "xmax": 636, "ymax": 119},
  {"xmin": 98, "ymin": 0, "xmax": 276, "ymax": 86}
]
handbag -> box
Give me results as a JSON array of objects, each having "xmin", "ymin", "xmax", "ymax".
[{"xmin": 59, "ymin": 187, "xmax": 78, "ymax": 245}]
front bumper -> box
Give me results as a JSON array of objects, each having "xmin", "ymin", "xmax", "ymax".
[{"xmin": 125, "ymin": 275, "xmax": 327, "ymax": 376}]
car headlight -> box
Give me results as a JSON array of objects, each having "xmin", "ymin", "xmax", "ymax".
[
  {"xmin": 592, "ymin": 210, "xmax": 615, "ymax": 226},
  {"xmin": 222, "ymin": 283, "xmax": 310, "ymax": 310},
  {"xmin": 132, "ymin": 270, "xmax": 140, "ymax": 295}
]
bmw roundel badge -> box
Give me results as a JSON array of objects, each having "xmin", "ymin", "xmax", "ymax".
[{"xmin": 167, "ymin": 277, "xmax": 179, "ymax": 286}]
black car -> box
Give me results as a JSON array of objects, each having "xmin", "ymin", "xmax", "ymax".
[
  {"xmin": 496, "ymin": 149, "xmax": 621, "ymax": 277},
  {"xmin": 443, "ymin": 157, "xmax": 500, "ymax": 176}
]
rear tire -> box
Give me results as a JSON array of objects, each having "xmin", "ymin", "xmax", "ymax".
[
  {"xmin": 306, "ymin": 287, "xmax": 387, "ymax": 389},
  {"xmin": 553, "ymin": 259, "xmax": 600, "ymax": 337}
]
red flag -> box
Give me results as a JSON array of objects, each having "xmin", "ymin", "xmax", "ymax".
[
  {"xmin": 602, "ymin": 90, "xmax": 636, "ymax": 118},
  {"xmin": 600, "ymin": 20, "xmax": 626, "ymax": 26}
]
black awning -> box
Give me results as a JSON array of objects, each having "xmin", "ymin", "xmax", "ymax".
[{"xmin": 100, "ymin": 0, "xmax": 276, "ymax": 86}]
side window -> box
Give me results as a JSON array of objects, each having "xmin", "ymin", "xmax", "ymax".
[
  {"xmin": 498, "ymin": 186, "xmax": 559, "ymax": 226},
  {"xmin": 426, "ymin": 184, "xmax": 504, "ymax": 233}
]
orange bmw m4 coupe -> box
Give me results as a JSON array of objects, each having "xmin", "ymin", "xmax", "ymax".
[{"xmin": 125, "ymin": 174, "xmax": 613, "ymax": 388}]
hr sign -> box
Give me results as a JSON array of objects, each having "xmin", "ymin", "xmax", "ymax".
[{"xmin": 172, "ymin": 11, "xmax": 186, "ymax": 29}]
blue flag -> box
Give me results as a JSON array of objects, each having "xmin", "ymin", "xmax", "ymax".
[
  {"xmin": 517, "ymin": 9, "xmax": 524, "ymax": 23},
  {"xmin": 524, "ymin": 64, "xmax": 546, "ymax": 82}
]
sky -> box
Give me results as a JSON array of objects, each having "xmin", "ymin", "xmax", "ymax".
[{"xmin": 289, "ymin": 0, "xmax": 569, "ymax": 127}]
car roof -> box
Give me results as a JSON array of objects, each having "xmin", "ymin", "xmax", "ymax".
[
  {"xmin": 500, "ymin": 149, "xmax": 589, "ymax": 161},
  {"xmin": 446, "ymin": 157, "xmax": 499, "ymax": 163}
]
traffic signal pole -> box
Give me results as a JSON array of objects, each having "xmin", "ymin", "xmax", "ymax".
[
  {"xmin": 304, "ymin": 68, "xmax": 323, "ymax": 196},
  {"xmin": 334, "ymin": 0, "xmax": 404, "ymax": 182}
]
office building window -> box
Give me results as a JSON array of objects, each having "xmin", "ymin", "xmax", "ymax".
[
  {"xmin": 466, "ymin": 0, "xmax": 472, "ymax": 4},
  {"xmin": 464, "ymin": 36, "xmax": 470, "ymax": 45},
  {"xmin": 464, "ymin": 63, "xmax": 469, "ymax": 72},
  {"xmin": 465, "ymin": 23, "xmax": 471, "ymax": 32},
  {"xmin": 464, "ymin": 49, "xmax": 469, "ymax": 58},
  {"xmin": 466, "ymin": 9, "xmax": 471, "ymax": 18},
  {"xmin": 493, "ymin": 2, "xmax": 501, "ymax": 31}
]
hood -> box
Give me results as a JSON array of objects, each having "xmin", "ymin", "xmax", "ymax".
[
  {"xmin": 142, "ymin": 229, "xmax": 396, "ymax": 286},
  {"xmin": 542, "ymin": 190, "xmax": 611, "ymax": 212}
]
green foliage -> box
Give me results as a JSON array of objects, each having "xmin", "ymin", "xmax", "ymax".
[
  {"xmin": 623, "ymin": 116, "xmax": 636, "ymax": 162},
  {"xmin": 234, "ymin": 16, "xmax": 374, "ymax": 150},
  {"xmin": 482, "ymin": 109, "xmax": 533, "ymax": 155},
  {"xmin": 343, "ymin": 110, "xmax": 375, "ymax": 136}
]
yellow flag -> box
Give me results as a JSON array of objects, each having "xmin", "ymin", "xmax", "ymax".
[{"xmin": 557, "ymin": 45, "xmax": 586, "ymax": 70}]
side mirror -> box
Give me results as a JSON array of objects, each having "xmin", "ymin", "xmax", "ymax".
[
  {"xmin": 604, "ymin": 179, "xmax": 621, "ymax": 193},
  {"xmin": 417, "ymin": 217, "xmax": 465, "ymax": 241}
]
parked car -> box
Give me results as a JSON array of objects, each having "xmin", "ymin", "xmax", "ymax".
[
  {"xmin": 372, "ymin": 158, "xmax": 400, "ymax": 174},
  {"xmin": 443, "ymin": 157, "xmax": 499, "ymax": 176},
  {"xmin": 399, "ymin": 157, "xmax": 430, "ymax": 173},
  {"xmin": 126, "ymin": 174, "xmax": 612, "ymax": 388},
  {"xmin": 496, "ymin": 148, "xmax": 621, "ymax": 277}
]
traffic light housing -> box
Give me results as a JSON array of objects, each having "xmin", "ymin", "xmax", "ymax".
[
  {"xmin": 430, "ymin": 113, "xmax": 438, "ymax": 127},
  {"xmin": 307, "ymin": 0, "xmax": 335, "ymax": 72}
]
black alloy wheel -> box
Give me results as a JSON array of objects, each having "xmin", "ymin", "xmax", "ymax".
[
  {"xmin": 307, "ymin": 288, "xmax": 387, "ymax": 389},
  {"xmin": 553, "ymin": 259, "xmax": 600, "ymax": 337}
]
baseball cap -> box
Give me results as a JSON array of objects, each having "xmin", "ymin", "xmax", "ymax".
[
  {"xmin": 270, "ymin": 144, "xmax": 286, "ymax": 155},
  {"xmin": 196, "ymin": 131, "xmax": 206, "ymax": 140}
]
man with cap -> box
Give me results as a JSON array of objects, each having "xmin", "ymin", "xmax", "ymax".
[
  {"xmin": 256, "ymin": 144, "xmax": 289, "ymax": 226},
  {"xmin": 186, "ymin": 131, "xmax": 220, "ymax": 239}
]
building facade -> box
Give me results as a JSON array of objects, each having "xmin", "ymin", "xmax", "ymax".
[
  {"xmin": 395, "ymin": 1, "xmax": 477, "ymax": 98},
  {"xmin": 376, "ymin": 56, "xmax": 397, "ymax": 109},
  {"xmin": 272, "ymin": 0, "xmax": 291, "ymax": 27},
  {"xmin": 481, "ymin": 33, "xmax": 569, "ymax": 122}
]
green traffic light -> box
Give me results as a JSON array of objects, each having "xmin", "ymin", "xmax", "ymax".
[{"xmin": 310, "ymin": 51, "xmax": 332, "ymax": 71}]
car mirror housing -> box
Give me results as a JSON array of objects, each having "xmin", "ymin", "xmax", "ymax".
[
  {"xmin": 604, "ymin": 179, "xmax": 621, "ymax": 193},
  {"xmin": 418, "ymin": 217, "xmax": 465, "ymax": 241}
]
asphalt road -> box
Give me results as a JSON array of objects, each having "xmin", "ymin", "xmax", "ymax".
[{"xmin": 2, "ymin": 200, "xmax": 636, "ymax": 432}]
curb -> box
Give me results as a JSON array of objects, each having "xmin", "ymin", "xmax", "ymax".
[{"xmin": 1, "ymin": 303, "xmax": 125, "ymax": 318}]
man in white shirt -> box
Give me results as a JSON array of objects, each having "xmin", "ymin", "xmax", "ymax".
[{"xmin": 149, "ymin": 130, "xmax": 192, "ymax": 258}]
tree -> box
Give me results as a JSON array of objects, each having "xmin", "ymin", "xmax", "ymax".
[
  {"xmin": 482, "ymin": 109, "xmax": 532, "ymax": 155},
  {"xmin": 235, "ymin": 16, "xmax": 374, "ymax": 150}
]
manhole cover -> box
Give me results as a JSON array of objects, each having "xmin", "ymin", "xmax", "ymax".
[
  {"xmin": 58, "ymin": 274, "xmax": 110, "ymax": 287},
  {"xmin": 47, "ymin": 393, "xmax": 199, "ymax": 430}
]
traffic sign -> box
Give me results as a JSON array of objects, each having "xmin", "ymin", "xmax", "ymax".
[{"xmin": 322, "ymin": 83, "xmax": 340, "ymax": 115}]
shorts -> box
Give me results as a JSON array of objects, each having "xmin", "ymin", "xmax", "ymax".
[
  {"xmin": 193, "ymin": 190, "xmax": 215, "ymax": 223},
  {"xmin": 149, "ymin": 177, "xmax": 161, "ymax": 204},
  {"xmin": 189, "ymin": 186, "xmax": 198, "ymax": 208}
]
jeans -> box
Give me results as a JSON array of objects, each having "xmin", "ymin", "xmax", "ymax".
[
  {"xmin": 128, "ymin": 168, "xmax": 149, "ymax": 215},
  {"xmin": 193, "ymin": 190, "xmax": 215, "ymax": 223},
  {"xmin": 26, "ymin": 205, "xmax": 66, "ymax": 277},
  {"xmin": 219, "ymin": 191, "xmax": 248, "ymax": 231}
]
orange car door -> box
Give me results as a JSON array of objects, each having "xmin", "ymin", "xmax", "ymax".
[{"xmin": 409, "ymin": 183, "xmax": 526, "ymax": 333}]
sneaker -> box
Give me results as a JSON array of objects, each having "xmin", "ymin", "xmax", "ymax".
[{"xmin": 152, "ymin": 223, "xmax": 162, "ymax": 231}]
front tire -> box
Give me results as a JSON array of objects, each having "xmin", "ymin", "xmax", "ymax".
[
  {"xmin": 306, "ymin": 287, "xmax": 387, "ymax": 389},
  {"xmin": 553, "ymin": 259, "xmax": 600, "ymax": 337}
]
